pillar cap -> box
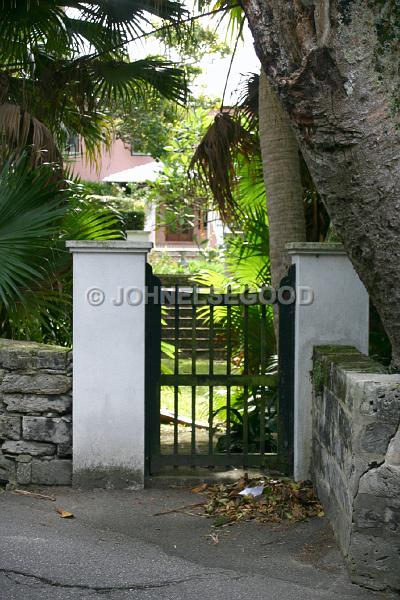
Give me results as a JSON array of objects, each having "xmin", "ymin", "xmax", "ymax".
[
  {"xmin": 285, "ymin": 242, "xmax": 346, "ymax": 256},
  {"xmin": 66, "ymin": 240, "xmax": 153, "ymax": 253}
]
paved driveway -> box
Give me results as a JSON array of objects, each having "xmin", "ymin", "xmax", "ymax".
[{"xmin": 0, "ymin": 487, "xmax": 396, "ymax": 599}]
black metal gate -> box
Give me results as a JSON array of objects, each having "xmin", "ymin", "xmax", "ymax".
[{"xmin": 145, "ymin": 265, "xmax": 295, "ymax": 476}]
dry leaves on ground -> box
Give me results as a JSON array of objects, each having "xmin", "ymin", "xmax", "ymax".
[
  {"xmin": 192, "ymin": 477, "xmax": 324, "ymax": 527},
  {"xmin": 56, "ymin": 508, "xmax": 74, "ymax": 519}
]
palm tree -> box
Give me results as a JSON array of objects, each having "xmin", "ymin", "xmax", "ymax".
[
  {"xmin": 258, "ymin": 71, "xmax": 306, "ymax": 288},
  {"xmin": 0, "ymin": 0, "xmax": 188, "ymax": 163},
  {"xmin": 190, "ymin": 3, "xmax": 329, "ymax": 292},
  {"xmin": 0, "ymin": 1, "xmax": 192, "ymax": 344},
  {"xmin": 0, "ymin": 152, "xmax": 122, "ymax": 344}
]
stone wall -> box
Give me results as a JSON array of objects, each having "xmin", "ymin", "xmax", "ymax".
[
  {"xmin": 312, "ymin": 346, "xmax": 400, "ymax": 592},
  {"xmin": 0, "ymin": 339, "xmax": 72, "ymax": 486}
]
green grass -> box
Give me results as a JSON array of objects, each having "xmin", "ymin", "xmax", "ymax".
[{"xmin": 161, "ymin": 358, "xmax": 227, "ymax": 420}]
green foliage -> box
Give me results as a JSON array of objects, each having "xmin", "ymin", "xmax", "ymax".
[
  {"xmin": 192, "ymin": 269, "xmax": 276, "ymax": 373},
  {"xmin": 148, "ymin": 249, "xmax": 224, "ymax": 275},
  {"xmin": 0, "ymin": 1, "xmax": 187, "ymax": 65},
  {"xmin": 191, "ymin": 110, "xmax": 259, "ymax": 219},
  {"xmin": 155, "ymin": 21, "xmax": 230, "ymax": 63},
  {"xmin": 0, "ymin": 154, "xmax": 123, "ymax": 345},
  {"xmin": 80, "ymin": 180, "xmax": 148, "ymax": 211},
  {"xmin": 115, "ymin": 94, "xmax": 216, "ymax": 162},
  {"xmin": 77, "ymin": 181, "xmax": 147, "ymax": 233},
  {"xmin": 79, "ymin": 180, "xmax": 120, "ymax": 197},
  {"xmin": 190, "ymin": 152, "xmax": 275, "ymax": 363},
  {"xmin": 119, "ymin": 208, "xmax": 145, "ymax": 231},
  {"xmin": 214, "ymin": 384, "xmax": 278, "ymax": 453},
  {"xmin": 188, "ymin": 145, "xmax": 278, "ymax": 452},
  {"xmin": 150, "ymin": 104, "xmax": 216, "ymax": 231},
  {"xmin": 224, "ymin": 156, "xmax": 271, "ymax": 285},
  {"xmin": 108, "ymin": 16, "xmax": 228, "ymax": 160},
  {"xmin": 0, "ymin": 1, "xmax": 189, "ymax": 161},
  {"xmin": 0, "ymin": 155, "xmax": 66, "ymax": 308},
  {"xmin": 78, "ymin": 180, "xmax": 146, "ymax": 231},
  {"xmin": 115, "ymin": 95, "xmax": 182, "ymax": 159},
  {"xmin": 197, "ymin": 0, "xmax": 244, "ymax": 40},
  {"xmin": 149, "ymin": 252, "xmax": 189, "ymax": 275}
]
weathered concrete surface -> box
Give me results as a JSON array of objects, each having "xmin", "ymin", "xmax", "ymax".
[
  {"xmin": 312, "ymin": 346, "xmax": 400, "ymax": 593},
  {"xmin": 0, "ymin": 487, "xmax": 396, "ymax": 600},
  {"xmin": 286, "ymin": 243, "xmax": 369, "ymax": 481},
  {"xmin": 68, "ymin": 240, "xmax": 151, "ymax": 489}
]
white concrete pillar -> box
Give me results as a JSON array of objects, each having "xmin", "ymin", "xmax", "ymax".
[
  {"xmin": 67, "ymin": 240, "xmax": 152, "ymax": 488},
  {"xmin": 286, "ymin": 243, "xmax": 369, "ymax": 481}
]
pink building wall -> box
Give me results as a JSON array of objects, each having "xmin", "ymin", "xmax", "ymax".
[{"xmin": 67, "ymin": 138, "xmax": 154, "ymax": 182}]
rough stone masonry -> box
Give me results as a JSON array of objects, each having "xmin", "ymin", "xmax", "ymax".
[
  {"xmin": 0, "ymin": 339, "xmax": 72, "ymax": 486},
  {"xmin": 312, "ymin": 346, "xmax": 400, "ymax": 593}
]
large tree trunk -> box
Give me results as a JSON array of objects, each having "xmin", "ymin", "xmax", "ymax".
[
  {"xmin": 259, "ymin": 70, "xmax": 306, "ymax": 289},
  {"xmin": 243, "ymin": 0, "xmax": 400, "ymax": 368}
]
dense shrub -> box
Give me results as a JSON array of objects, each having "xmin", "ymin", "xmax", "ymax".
[
  {"xmin": 120, "ymin": 208, "xmax": 145, "ymax": 231},
  {"xmin": 81, "ymin": 180, "xmax": 122, "ymax": 197}
]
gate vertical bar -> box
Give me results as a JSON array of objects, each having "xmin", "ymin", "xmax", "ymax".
[
  {"xmin": 208, "ymin": 288, "xmax": 214, "ymax": 457},
  {"xmin": 191, "ymin": 286, "xmax": 197, "ymax": 459},
  {"xmin": 173, "ymin": 283, "xmax": 179, "ymax": 458},
  {"xmin": 226, "ymin": 286, "xmax": 232, "ymax": 458},
  {"xmin": 148, "ymin": 279, "xmax": 288, "ymax": 474},
  {"xmin": 243, "ymin": 287, "xmax": 249, "ymax": 465},
  {"xmin": 259, "ymin": 303, "xmax": 267, "ymax": 455},
  {"xmin": 145, "ymin": 264, "xmax": 161, "ymax": 477},
  {"xmin": 278, "ymin": 264, "xmax": 296, "ymax": 475}
]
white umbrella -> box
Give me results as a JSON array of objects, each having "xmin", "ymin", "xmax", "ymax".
[{"xmin": 103, "ymin": 161, "xmax": 164, "ymax": 183}]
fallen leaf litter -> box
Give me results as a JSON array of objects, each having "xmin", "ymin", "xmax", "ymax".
[{"xmin": 191, "ymin": 477, "xmax": 324, "ymax": 527}]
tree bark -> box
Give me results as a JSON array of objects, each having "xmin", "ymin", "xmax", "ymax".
[
  {"xmin": 242, "ymin": 0, "xmax": 400, "ymax": 368},
  {"xmin": 259, "ymin": 70, "xmax": 306, "ymax": 289}
]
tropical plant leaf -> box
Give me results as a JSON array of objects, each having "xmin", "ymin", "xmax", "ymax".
[
  {"xmin": 0, "ymin": 0, "xmax": 189, "ymax": 160},
  {"xmin": 0, "ymin": 156, "xmax": 123, "ymax": 343},
  {"xmin": 90, "ymin": 57, "xmax": 188, "ymax": 106},
  {"xmin": 0, "ymin": 154, "xmax": 67, "ymax": 308},
  {"xmin": 0, "ymin": 0, "xmax": 187, "ymax": 65},
  {"xmin": 63, "ymin": 16, "xmax": 127, "ymax": 54},
  {"xmin": 235, "ymin": 72, "xmax": 259, "ymax": 131},
  {"xmin": 190, "ymin": 112, "xmax": 258, "ymax": 219},
  {"xmin": 0, "ymin": 103, "xmax": 60, "ymax": 165}
]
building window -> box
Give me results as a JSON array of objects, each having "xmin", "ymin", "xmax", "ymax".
[
  {"xmin": 65, "ymin": 134, "xmax": 80, "ymax": 155},
  {"xmin": 165, "ymin": 223, "xmax": 194, "ymax": 242}
]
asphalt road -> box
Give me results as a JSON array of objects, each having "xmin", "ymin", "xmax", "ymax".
[{"xmin": 0, "ymin": 487, "xmax": 396, "ymax": 600}]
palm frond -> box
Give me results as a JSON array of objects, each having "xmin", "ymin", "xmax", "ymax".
[
  {"xmin": 235, "ymin": 72, "xmax": 259, "ymax": 131},
  {"xmin": 0, "ymin": 0, "xmax": 189, "ymax": 163},
  {"xmin": 61, "ymin": 195, "xmax": 122, "ymax": 242},
  {"xmin": 0, "ymin": 154, "xmax": 67, "ymax": 308},
  {"xmin": 190, "ymin": 112, "xmax": 258, "ymax": 219},
  {"xmin": 0, "ymin": 1, "xmax": 187, "ymax": 66},
  {"xmin": 0, "ymin": 103, "xmax": 60, "ymax": 165},
  {"xmin": 0, "ymin": 2, "xmax": 70, "ymax": 65},
  {"xmin": 90, "ymin": 57, "xmax": 188, "ymax": 105},
  {"xmin": 0, "ymin": 158, "xmax": 123, "ymax": 342},
  {"xmin": 81, "ymin": 0, "xmax": 187, "ymax": 35},
  {"xmin": 198, "ymin": 0, "xmax": 243, "ymax": 40},
  {"xmin": 234, "ymin": 152, "xmax": 265, "ymax": 209},
  {"xmin": 227, "ymin": 203, "xmax": 271, "ymax": 286},
  {"xmin": 63, "ymin": 16, "xmax": 127, "ymax": 54}
]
